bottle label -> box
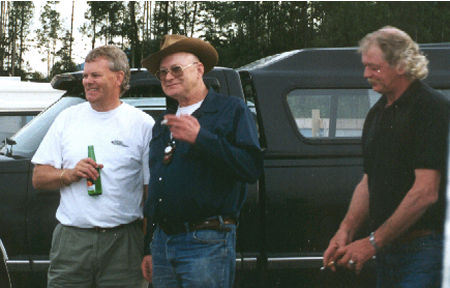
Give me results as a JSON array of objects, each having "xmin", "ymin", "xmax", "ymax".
[{"xmin": 87, "ymin": 179, "xmax": 96, "ymax": 195}]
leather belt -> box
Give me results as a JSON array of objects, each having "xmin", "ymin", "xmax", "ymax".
[
  {"xmin": 396, "ymin": 229, "xmax": 435, "ymax": 244},
  {"xmin": 159, "ymin": 217, "xmax": 236, "ymax": 236}
]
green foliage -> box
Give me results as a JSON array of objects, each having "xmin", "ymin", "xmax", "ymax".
[
  {"xmin": 35, "ymin": 1, "xmax": 62, "ymax": 78},
  {"xmin": 50, "ymin": 31, "xmax": 77, "ymax": 77},
  {"xmin": 1, "ymin": 1, "xmax": 34, "ymax": 77},
  {"xmin": 3, "ymin": 1, "xmax": 450, "ymax": 79}
]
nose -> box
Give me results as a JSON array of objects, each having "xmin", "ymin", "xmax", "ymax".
[
  {"xmin": 363, "ymin": 66, "xmax": 371, "ymax": 79},
  {"xmin": 164, "ymin": 71, "xmax": 175, "ymax": 81},
  {"xmin": 83, "ymin": 75, "xmax": 93, "ymax": 86}
]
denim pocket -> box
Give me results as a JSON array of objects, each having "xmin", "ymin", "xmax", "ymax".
[{"xmin": 193, "ymin": 229, "xmax": 228, "ymax": 244}]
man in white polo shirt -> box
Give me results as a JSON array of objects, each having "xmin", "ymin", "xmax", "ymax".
[{"xmin": 32, "ymin": 45, "xmax": 154, "ymax": 287}]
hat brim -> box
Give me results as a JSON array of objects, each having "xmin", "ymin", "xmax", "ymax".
[{"xmin": 142, "ymin": 38, "xmax": 218, "ymax": 75}]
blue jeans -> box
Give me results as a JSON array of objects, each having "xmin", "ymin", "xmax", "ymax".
[
  {"xmin": 376, "ymin": 232, "xmax": 443, "ymax": 288},
  {"xmin": 151, "ymin": 223, "xmax": 236, "ymax": 288}
]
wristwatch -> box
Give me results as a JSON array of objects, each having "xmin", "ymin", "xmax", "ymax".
[{"xmin": 369, "ymin": 232, "xmax": 379, "ymax": 252}]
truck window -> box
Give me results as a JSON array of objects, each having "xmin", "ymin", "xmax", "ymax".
[
  {"xmin": 286, "ymin": 89, "xmax": 381, "ymax": 139},
  {"xmin": 0, "ymin": 114, "xmax": 37, "ymax": 140}
]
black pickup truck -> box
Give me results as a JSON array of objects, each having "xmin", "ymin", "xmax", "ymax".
[{"xmin": 1, "ymin": 45, "xmax": 449, "ymax": 288}]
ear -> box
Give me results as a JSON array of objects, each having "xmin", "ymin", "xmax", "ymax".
[
  {"xmin": 196, "ymin": 62, "xmax": 205, "ymax": 77},
  {"xmin": 116, "ymin": 71, "xmax": 125, "ymax": 87},
  {"xmin": 396, "ymin": 62, "xmax": 407, "ymax": 76}
]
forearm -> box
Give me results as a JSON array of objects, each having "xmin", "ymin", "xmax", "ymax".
[
  {"xmin": 339, "ymin": 174, "xmax": 370, "ymax": 241},
  {"xmin": 32, "ymin": 164, "xmax": 68, "ymax": 190},
  {"xmin": 372, "ymin": 169, "xmax": 440, "ymax": 249}
]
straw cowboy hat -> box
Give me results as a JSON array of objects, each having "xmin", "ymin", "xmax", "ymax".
[{"xmin": 142, "ymin": 34, "xmax": 219, "ymax": 75}]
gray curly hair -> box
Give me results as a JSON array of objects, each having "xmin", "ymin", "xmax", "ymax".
[
  {"xmin": 85, "ymin": 45, "xmax": 130, "ymax": 94},
  {"xmin": 359, "ymin": 26, "xmax": 428, "ymax": 80}
]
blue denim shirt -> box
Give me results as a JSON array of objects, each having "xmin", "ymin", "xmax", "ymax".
[{"xmin": 144, "ymin": 90, "xmax": 262, "ymax": 250}]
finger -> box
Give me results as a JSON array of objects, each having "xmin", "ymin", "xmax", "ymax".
[
  {"xmin": 333, "ymin": 247, "xmax": 346, "ymax": 262},
  {"xmin": 84, "ymin": 165, "xmax": 99, "ymax": 180},
  {"xmin": 86, "ymin": 158, "xmax": 103, "ymax": 170},
  {"xmin": 76, "ymin": 164, "xmax": 97, "ymax": 180},
  {"xmin": 336, "ymin": 252, "xmax": 350, "ymax": 267},
  {"xmin": 355, "ymin": 262, "xmax": 363, "ymax": 275},
  {"xmin": 323, "ymin": 246, "xmax": 337, "ymax": 266},
  {"xmin": 346, "ymin": 258, "xmax": 356, "ymax": 270},
  {"xmin": 141, "ymin": 262, "xmax": 150, "ymax": 281},
  {"xmin": 165, "ymin": 115, "xmax": 183, "ymax": 125},
  {"xmin": 179, "ymin": 114, "xmax": 196, "ymax": 122}
]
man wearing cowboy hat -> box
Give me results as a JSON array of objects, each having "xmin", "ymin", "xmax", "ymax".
[{"xmin": 141, "ymin": 35, "xmax": 262, "ymax": 287}]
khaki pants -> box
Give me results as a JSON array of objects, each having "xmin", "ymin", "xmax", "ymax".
[{"xmin": 48, "ymin": 221, "xmax": 144, "ymax": 288}]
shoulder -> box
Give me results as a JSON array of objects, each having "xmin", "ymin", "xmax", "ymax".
[
  {"xmin": 415, "ymin": 81, "xmax": 449, "ymax": 116},
  {"xmin": 121, "ymin": 102, "xmax": 155, "ymax": 125},
  {"xmin": 207, "ymin": 90, "xmax": 247, "ymax": 112},
  {"xmin": 55, "ymin": 102, "xmax": 89, "ymax": 121}
]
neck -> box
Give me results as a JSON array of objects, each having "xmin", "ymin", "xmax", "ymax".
[
  {"xmin": 177, "ymin": 84, "xmax": 208, "ymax": 107},
  {"xmin": 90, "ymin": 97, "xmax": 122, "ymax": 112}
]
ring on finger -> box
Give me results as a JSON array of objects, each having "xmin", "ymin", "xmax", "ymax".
[{"xmin": 348, "ymin": 259, "xmax": 355, "ymax": 266}]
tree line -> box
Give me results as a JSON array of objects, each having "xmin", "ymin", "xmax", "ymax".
[{"xmin": 1, "ymin": 1, "xmax": 449, "ymax": 81}]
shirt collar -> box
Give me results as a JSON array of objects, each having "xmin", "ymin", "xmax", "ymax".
[
  {"xmin": 374, "ymin": 80, "xmax": 422, "ymax": 110},
  {"xmin": 192, "ymin": 88, "xmax": 221, "ymax": 116}
]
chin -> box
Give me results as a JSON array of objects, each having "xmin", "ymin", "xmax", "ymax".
[{"xmin": 164, "ymin": 89, "xmax": 181, "ymax": 99}]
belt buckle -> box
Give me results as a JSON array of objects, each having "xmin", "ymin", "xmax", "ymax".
[{"xmin": 94, "ymin": 227, "xmax": 108, "ymax": 233}]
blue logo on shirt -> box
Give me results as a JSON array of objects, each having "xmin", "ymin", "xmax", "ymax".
[{"xmin": 111, "ymin": 140, "xmax": 129, "ymax": 147}]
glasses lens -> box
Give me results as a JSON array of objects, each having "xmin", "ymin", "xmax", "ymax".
[
  {"xmin": 170, "ymin": 65, "xmax": 183, "ymax": 77},
  {"xmin": 156, "ymin": 69, "xmax": 168, "ymax": 80}
]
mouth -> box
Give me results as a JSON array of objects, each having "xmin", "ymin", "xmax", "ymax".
[
  {"xmin": 86, "ymin": 87, "xmax": 99, "ymax": 93},
  {"xmin": 164, "ymin": 83, "xmax": 180, "ymax": 89}
]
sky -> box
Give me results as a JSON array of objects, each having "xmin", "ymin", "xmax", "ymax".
[{"xmin": 26, "ymin": 0, "xmax": 91, "ymax": 75}]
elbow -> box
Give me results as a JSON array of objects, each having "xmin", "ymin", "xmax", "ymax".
[
  {"xmin": 426, "ymin": 189, "xmax": 439, "ymax": 205},
  {"xmin": 32, "ymin": 167, "xmax": 44, "ymax": 190},
  {"xmin": 32, "ymin": 173, "xmax": 41, "ymax": 190},
  {"xmin": 419, "ymin": 187, "xmax": 439, "ymax": 207}
]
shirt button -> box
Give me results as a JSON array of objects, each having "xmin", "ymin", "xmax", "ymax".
[
  {"xmin": 158, "ymin": 177, "xmax": 163, "ymax": 181},
  {"xmin": 158, "ymin": 198, "xmax": 163, "ymax": 202}
]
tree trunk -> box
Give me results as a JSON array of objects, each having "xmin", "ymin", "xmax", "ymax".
[
  {"xmin": 163, "ymin": 2, "xmax": 169, "ymax": 34},
  {"xmin": 69, "ymin": 0, "xmax": 74, "ymax": 59},
  {"xmin": 0, "ymin": 2, "xmax": 6, "ymax": 70},
  {"xmin": 92, "ymin": 17, "xmax": 96, "ymax": 49},
  {"xmin": 18, "ymin": 5, "xmax": 24, "ymax": 71},
  {"xmin": 190, "ymin": 2, "xmax": 197, "ymax": 37},
  {"xmin": 128, "ymin": 1, "xmax": 139, "ymax": 67},
  {"xmin": 10, "ymin": 8, "xmax": 17, "ymax": 76}
]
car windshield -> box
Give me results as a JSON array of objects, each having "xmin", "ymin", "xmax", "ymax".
[{"xmin": 0, "ymin": 95, "xmax": 85, "ymax": 158}]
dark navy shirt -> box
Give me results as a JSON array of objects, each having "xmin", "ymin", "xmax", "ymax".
[
  {"xmin": 144, "ymin": 89, "xmax": 262, "ymax": 251},
  {"xmin": 362, "ymin": 80, "xmax": 449, "ymax": 233}
]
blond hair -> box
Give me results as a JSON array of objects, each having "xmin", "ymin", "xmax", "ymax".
[
  {"xmin": 359, "ymin": 26, "xmax": 428, "ymax": 80},
  {"xmin": 85, "ymin": 45, "xmax": 131, "ymax": 93}
]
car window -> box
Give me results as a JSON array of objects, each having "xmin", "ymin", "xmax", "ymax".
[
  {"xmin": 0, "ymin": 114, "xmax": 37, "ymax": 141},
  {"xmin": 1, "ymin": 96, "xmax": 85, "ymax": 158},
  {"xmin": 286, "ymin": 89, "xmax": 381, "ymax": 139}
]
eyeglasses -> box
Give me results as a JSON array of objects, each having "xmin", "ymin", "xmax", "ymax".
[
  {"xmin": 155, "ymin": 62, "xmax": 198, "ymax": 80},
  {"xmin": 364, "ymin": 64, "xmax": 382, "ymax": 74}
]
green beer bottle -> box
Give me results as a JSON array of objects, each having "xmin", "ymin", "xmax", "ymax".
[{"xmin": 87, "ymin": 145, "xmax": 102, "ymax": 196}]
